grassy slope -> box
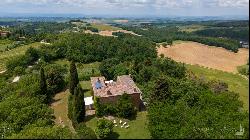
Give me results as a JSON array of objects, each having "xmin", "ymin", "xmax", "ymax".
[
  {"xmin": 186, "ymin": 64, "xmax": 249, "ymax": 111},
  {"xmin": 85, "ymin": 112, "xmax": 150, "ymax": 139},
  {"xmin": 0, "ymin": 39, "xmax": 13, "ymax": 51},
  {"xmin": 0, "ymin": 42, "xmax": 41, "ymax": 71}
]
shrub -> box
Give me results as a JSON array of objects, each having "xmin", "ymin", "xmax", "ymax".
[
  {"xmin": 6, "ymin": 55, "xmax": 29, "ymax": 71},
  {"xmin": 13, "ymin": 66, "xmax": 25, "ymax": 76},
  {"xmin": 207, "ymin": 80, "xmax": 229, "ymax": 94},
  {"xmin": 75, "ymin": 123, "xmax": 97, "ymax": 139},
  {"xmin": 95, "ymin": 119, "xmax": 114, "ymax": 139},
  {"xmin": 44, "ymin": 64, "xmax": 67, "ymax": 94}
]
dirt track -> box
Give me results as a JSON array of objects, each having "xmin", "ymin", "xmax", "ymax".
[{"xmin": 157, "ymin": 42, "xmax": 249, "ymax": 73}]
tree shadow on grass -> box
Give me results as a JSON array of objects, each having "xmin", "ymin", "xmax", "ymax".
[
  {"xmin": 107, "ymin": 131, "xmax": 120, "ymax": 139},
  {"xmin": 85, "ymin": 114, "xmax": 96, "ymax": 122}
]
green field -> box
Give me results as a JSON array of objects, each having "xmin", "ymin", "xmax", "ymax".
[
  {"xmin": 91, "ymin": 23, "xmax": 121, "ymax": 31},
  {"xmin": 178, "ymin": 24, "xmax": 206, "ymax": 32},
  {"xmin": 0, "ymin": 42, "xmax": 41, "ymax": 71},
  {"xmin": 85, "ymin": 111, "xmax": 150, "ymax": 139},
  {"xmin": 186, "ymin": 64, "xmax": 249, "ymax": 111}
]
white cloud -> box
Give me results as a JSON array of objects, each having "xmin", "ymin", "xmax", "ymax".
[
  {"xmin": 202, "ymin": 0, "xmax": 249, "ymax": 8},
  {"xmin": 1, "ymin": 0, "xmax": 248, "ymax": 8},
  {"xmin": 0, "ymin": 0, "xmax": 248, "ymax": 16}
]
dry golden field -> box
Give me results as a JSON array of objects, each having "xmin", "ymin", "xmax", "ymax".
[{"xmin": 157, "ymin": 41, "xmax": 249, "ymax": 73}]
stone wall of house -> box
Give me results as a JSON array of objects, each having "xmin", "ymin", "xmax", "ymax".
[{"xmin": 99, "ymin": 93, "xmax": 141, "ymax": 109}]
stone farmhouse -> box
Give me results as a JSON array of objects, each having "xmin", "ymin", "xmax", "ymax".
[{"xmin": 90, "ymin": 75, "xmax": 142, "ymax": 110}]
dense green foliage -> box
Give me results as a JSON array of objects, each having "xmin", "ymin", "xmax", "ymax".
[
  {"xmin": 147, "ymin": 76, "xmax": 249, "ymax": 139},
  {"xmin": 85, "ymin": 26, "xmax": 99, "ymax": 32},
  {"xmin": 9, "ymin": 22, "xmax": 73, "ymax": 42},
  {"xmin": 72, "ymin": 84, "xmax": 86, "ymax": 127},
  {"xmin": 194, "ymin": 27, "xmax": 249, "ymax": 42},
  {"xmin": 0, "ymin": 72, "xmax": 71, "ymax": 138},
  {"xmin": 120, "ymin": 25, "xmax": 242, "ymax": 52},
  {"xmin": 95, "ymin": 119, "xmax": 114, "ymax": 139},
  {"xmin": 6, "ymin": 47, "xmax": 39, "ymax": 71},
  {"xmin": 44, "ymin": 64, "xmax": 67, "ymax": 95},
  {"xmin": 39, "ymin": 67, "xmax": 47, "ymax": 98},
  {"xmin": 94, "ymin": 93, "xmax": 137, "ymax": 119},
  {"xmin": 8, "ymin": 126, "xmax": 75, "ymax": 139},
  {"xmin": 116, "ymin": 93, "xmax": 137, "ymax": 118},
  {"xmin": 75, "ymin": 123, "xmax": 97, "ymax": 139},
  {"xmin": 69, "ymin": 61, "xmax": 79, "ymax": 95},
  {"xmin": 1, "ymin": 19, "xmax": 249, "ymax": 139}
]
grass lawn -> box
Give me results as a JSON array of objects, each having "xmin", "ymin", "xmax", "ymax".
[
  {"xmin": 85, "ymin": 111, "xmax": 150, "ymax": 139},
  {"xmin": 50, "ymin": 89, "xmax": 75, "ymax": 133},
  {"xmin": 53, "ymin": 59, "xmax": 101, "ymax": 76},
  {"xmin": 0, "ymin": 42, "xmax": 41, "ymax": 71},
  {"xmin": 186, "ymin": 64, "xmax": 249, "ymax": 111},
  {"xmin": 91, "ymin": 23, "xmax": 121, "ymax": 31},
  {"xmin": 80, "ymin": 81, "xmax": 92, "ymax": 97}
]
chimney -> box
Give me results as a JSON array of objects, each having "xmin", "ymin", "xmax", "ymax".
[{"xmin": 107, "ymin": 90, "xmax": 112, "ymax": 95}]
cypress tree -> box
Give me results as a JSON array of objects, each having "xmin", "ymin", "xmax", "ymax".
[
  {"xmin": 40, "ymin": 67, "xmax": 47, "ymax": 96},
  {"xmin": 69, "ymin": 61, "xmax": 79, "ymax": 95},
  {"xmin": 72, "ymin": 84, "xmax": 85, "ymax": 127}
]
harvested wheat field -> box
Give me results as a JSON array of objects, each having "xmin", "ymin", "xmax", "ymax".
[
  {"xmin": 158, "ymin": 42, "xmax": 249, "ymax": 73},
  {"xmin": 84, "ymin": 29, "xmax": 141, "ymax": 37}
]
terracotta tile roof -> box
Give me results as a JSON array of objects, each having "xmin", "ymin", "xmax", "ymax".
[{"xmin": 90, "ymin": 75, "xmax": 141, "ymax": 97}]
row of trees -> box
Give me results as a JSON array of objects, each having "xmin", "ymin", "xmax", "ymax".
[
  {"xmin": 194, "ymin": 27, "xmax": 249, "ymax": 42},
  {"xmin": 120, "ymin": 25, "xmax": 241, "ymax": 52}
]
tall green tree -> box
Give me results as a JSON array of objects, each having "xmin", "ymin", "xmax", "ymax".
[
  {"xmin": 39, "ymin": 67, "xmax": 47, "ymax": 96},
  {"xmin": 72, "ymin": 84, "xmax": 85, "ymax": 127},
  {"xmin": 69, "ymin": 61, "xmax": 79, "ymax": 95},
  {"xmin": 147, "ymin": 76, "xmax": 249, "ymax": 139}
]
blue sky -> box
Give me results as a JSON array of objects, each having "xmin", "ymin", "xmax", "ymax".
[{"xmin": 0, "ymin": 0, "xmax": 249, "ymax": 17}]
